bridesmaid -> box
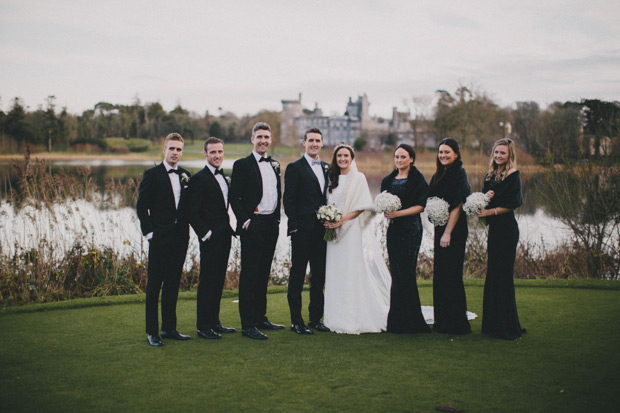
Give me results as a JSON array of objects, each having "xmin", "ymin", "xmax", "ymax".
[
  {"xmin": 428, "ymin": 138, "xmax": 471, "ymax": 335},
  {"xmin": 381, "ymin": 144, "xmax": 431, "ymax": 334},
  {"xmin": 478, "ymin": 138, "xmax": 526, "ymax": 340}
]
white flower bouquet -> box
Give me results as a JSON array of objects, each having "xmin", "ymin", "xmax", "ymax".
[
  {"xmin": 374, "ymin": 191, "xmax": 402, "ymax": 213},
  {"xmin": 463, "ymin": 192, "xmax": 491, "ymax": 216},
  {"xmin": 316, "ymin": 204, "xmax": 343, "ymax": 241},
  {"xmin": 426, "ymin": 197, "xmax": 450, "ymax": 226}
]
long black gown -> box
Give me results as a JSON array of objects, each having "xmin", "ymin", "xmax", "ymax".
[
  {"xmin": 428, "ymin": 160, "xmax": 471, "ymax": 334},
  {"xmin": 381, "ymin": 167, "xmax": 431, "ymax": 334},
  {"xmin": 481, "ymin": 171, "xmax": 525, "ymax": 340}
]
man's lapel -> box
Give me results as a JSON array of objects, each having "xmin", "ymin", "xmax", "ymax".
[
  {"xmin": 300, "ymin": 157, "xmax": 322, "ymax": 194},
  {"xmin": 159, "ymin": 163, "xmax": 177, "ymax": 210},
  {"xmin": 249, "ymin": 154, "xmax": 263, "ymax": 194},
  {"xmin": 206, "ymin": 166, "xmax": 227, "ymax": 207}
]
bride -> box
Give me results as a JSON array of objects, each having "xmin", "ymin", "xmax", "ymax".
[{"xmin": 322, "ymin": 143, "xmax": 392, "ymax": 334}]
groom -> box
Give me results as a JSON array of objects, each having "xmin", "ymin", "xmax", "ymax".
[{"xmin": 283, "ymin": 127, "xmax": 331, "ymax": 334}]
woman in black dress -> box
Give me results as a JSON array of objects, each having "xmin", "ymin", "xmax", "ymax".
[
  {"xmin": 428, "ymin": 138, "xmax": 471, "ymax": 335},
  {"xmin": 381, "ymin": 144, "xmax": 431, "ymax": 334},
  {"xmin": 478, "ymin": 138, "xmax": 525, "ymax": 340}
]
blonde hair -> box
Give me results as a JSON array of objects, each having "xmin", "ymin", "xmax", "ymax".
[
  {"xmin": 164, "ymin": 132, "xmax": 184, "ymax": 145},
  {"xmin": 486, "ymin": 138, "xmax": 517, "ymax": 181}
]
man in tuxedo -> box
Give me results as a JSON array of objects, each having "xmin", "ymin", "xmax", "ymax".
[
  {"xmin": 230, "ymin": 122, "xmax": 284, "ymax": 340},
  {"xmin": 136, "ymin": 132, "xmax": 192, "ymax": 347},
  {"xmin": 188, "ymin": 137, "xmax": 236, "ymax": 340},
  {"xmin": 283, "ymin": 128, "xmax": 331, "ymax": 335}
]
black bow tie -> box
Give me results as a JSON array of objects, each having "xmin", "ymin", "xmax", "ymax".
[
  {"xmin": 214, "ymin": 168, "xmax": 223, "ymax": 176},
  {"xmin": 259, "ymin": 156, "xmax": 271, "ymax": 163},
  {"xmin": 168, "ymin": 169, "xmax": 180, "ymax": 175}
]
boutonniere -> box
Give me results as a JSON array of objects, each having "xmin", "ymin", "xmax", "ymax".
[
  {"xmin": 323, "ymin": 163, "xmax": 329, "ymax": 174},
  {"xmin": 271, "ymin": 160, "xmax": 280, "ymax": 174},
  {"xmin": 225, "ymin": 176, "xmax": 231, "ymax": 184},
  {"xmin": 181, "ymin": 172, "xmax": 190, "ymax": 183}
]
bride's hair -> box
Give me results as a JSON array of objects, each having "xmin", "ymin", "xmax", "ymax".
[{"xmin": 328, "ymin": 143, "xmax": 355, "ymax": 193}]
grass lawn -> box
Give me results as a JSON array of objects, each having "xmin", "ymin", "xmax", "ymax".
[{"xmin": 1, "ymin": 280, "xmax": 619, "ymax": 412}]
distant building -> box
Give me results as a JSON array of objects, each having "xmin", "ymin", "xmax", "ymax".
[{"xmin": 280, "ymin": 94, "xmax": 415, "ymax": 148}]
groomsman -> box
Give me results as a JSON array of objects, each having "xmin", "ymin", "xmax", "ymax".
[
  {"xmin": 188, "ymin": 137, "xmax": 236, "ymax": 340},
  {"xmin": 283, "ymin": 128, "xmax": 331, "ymax": 334},
  {"xmin": 137, "ymin": 133, "xmax": 192, "ymax": 346},
  {"xmin": 230, "ymin": 122, "xmax": 284, "ymax": 340}
]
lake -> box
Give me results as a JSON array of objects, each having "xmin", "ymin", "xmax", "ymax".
[{"xmin": 0, "ymin": 158, "xmax": 573, "ymax": 276}]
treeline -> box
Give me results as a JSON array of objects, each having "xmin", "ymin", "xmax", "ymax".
[
  {"xmin": 431, "ymin": 86, "xmax": 620, "ymax": 163},
  {"xmin": 0, "ymin": 96, "xmax": 281, "ymax": 153},
  {"xmin": 1, "ymin": 90, "xmax": 619, "ymax": 163}
]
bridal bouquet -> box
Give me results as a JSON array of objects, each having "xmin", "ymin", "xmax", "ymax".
[
  {"xmin": 316, "ymin": 204, "xmax": 343, "ymax": 241},
  {"xmin": 425, "ymin": 197, "xmax": 450, "ymax": 226},
  {"xmin": 374, "ymin": 191, "xmax": 402, "ymax": 213},
  {"xmin": 463, "ymin": 192, "xmax": 491, "ymax": 216}
]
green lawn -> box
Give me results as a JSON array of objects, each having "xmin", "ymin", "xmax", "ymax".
[{"xmin": 1, "ymin": 281, "xmax": 619, "ymax": 412}]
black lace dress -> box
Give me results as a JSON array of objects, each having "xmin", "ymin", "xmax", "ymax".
[
  {"xmin": 381, "ymin": 167, "xmax": 431, "ymax": 334},
  {"xmin": 428, "ymin": 161, "xmax": 471, "ymax": 334},
  {"xmin": 481, "ymin": 171, "xmax": 525, "ymax": 340}
]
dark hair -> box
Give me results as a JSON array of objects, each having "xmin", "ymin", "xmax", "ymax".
[
  {"xmin": 203, "ymin": 136, "xmax": 223, "ymax": 152},
  {"xmin": 252, "ymin": 122, "xmax": 271, "ymax": 135},
  {"xmin": 328, "ymin": 144, "xmax": 355, "ymax": 193},
  {"xmin": 394, "ymin": 143, "xmax": 416, "ymax": 163},
  {"xmin": 303, "ymin": 127, "xmax": 323, "ymax": 141},
  {"xmin": 430, "ymin": 138, "xmax": 461, "ymax": 186}
]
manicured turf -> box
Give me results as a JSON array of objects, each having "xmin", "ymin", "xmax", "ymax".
[{"xmin": 1, "ymin": 281, "xmax": 619, "ymax": 412}]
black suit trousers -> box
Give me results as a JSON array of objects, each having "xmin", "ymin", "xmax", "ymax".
[
  {"xmin": 287, "ymin": 226, "xmax": 327, "ymax": 325},
  {"xmin": 238, "ymin": 214, "xmax": 279, "ymax": 330},
  {"xmin": 145, "ymin": 231, "xmax": 189, "ymax": 335},
  {"xmin": 197, "ymin": 234, "xmax": 232, "ymax": 330}
]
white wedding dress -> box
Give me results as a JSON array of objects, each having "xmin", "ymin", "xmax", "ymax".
[{"xmin": 323, "ymin": 165, "xmax": 392, "ymax": 334}]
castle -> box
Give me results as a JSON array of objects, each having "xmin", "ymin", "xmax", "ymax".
[{"xmin": 280, "ymin": 94, "xmax": 414, "ymax": 147}]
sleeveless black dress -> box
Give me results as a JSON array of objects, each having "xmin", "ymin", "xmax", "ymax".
[
  {"xmin": 481, "ymin": 171, "xmax": 525, "ymax": 340},
  {"xmin": 381, "ymin": 167, "xmax": 431, "ymax": 333},
  {"xmin": 428, "ymin": 161, "xmax": 471, "ymax": 334}
]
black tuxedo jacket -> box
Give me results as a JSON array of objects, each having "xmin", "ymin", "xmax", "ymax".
[
  {"xmin": 187, "ymin": 166, "xmax": 234, "ymax": 240},
  {"xmin": 283, "ymin": 157, "xmax": 328, "ymax": 235},
  {"xmin": 136, "ymin": 163, "xmax": 191, "ymax": 240},
  {"xmin": 229, "ymin": 154, "xmax": 281, "ymax": 233}
]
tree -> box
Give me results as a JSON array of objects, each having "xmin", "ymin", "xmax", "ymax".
[
  {"xmin": 513, "ymin": 101, "xmax": 541, "ymax": 154},
  {"xmin": 209, "ymin": 121, "xmax": 222, "ymax": 138},
  {"xmin": 146, "ymin": 102, "xmax": 165, "ymax": 140}
]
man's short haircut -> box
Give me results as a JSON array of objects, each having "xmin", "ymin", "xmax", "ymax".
[
  {"xmin": 304, "ymin": 127, "xmax": 323, "ymax": 141},
  {"xmin": 252, "ymin": 122, "xmax": 271, "ymax": 136},
  {"xmin": 164, "ymin": 132, "xmax": 184, "ymax": 145},
  {"xmin": 204, "ymin": 136, "xmax": 224, "ymax": 152}
]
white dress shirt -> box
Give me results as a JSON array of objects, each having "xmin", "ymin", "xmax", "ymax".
[{"xmin": 253, "ymin": 151, "xmax": 278, "ymax": 215}]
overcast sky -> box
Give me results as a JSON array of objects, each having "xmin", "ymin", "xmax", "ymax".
[{"xmin": 1, "ymin": 0, "xmax": 619, "ymax": 118}]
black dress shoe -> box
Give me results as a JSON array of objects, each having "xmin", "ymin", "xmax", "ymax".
[
  {"xmin": 214, "ymin": 324, "xmax": 236, "ymax": 333},
  {"xmin": 147, "ymin": 335, "xmax": 164, "ymax": 347},
  {"xmin": 308, "ymin": 321, "xmax": 331, "ymax": 332},
  {"xmin": 260, "ymin": 320, "xmax": 285, "ymax": 330},
  {"xmin": 291, "ymin": 324, "xmax": 314, "ymax": 335},
  {"xmin": 197, "ymin": 329, "xmax": 222, "ymax": 340},
  {"xmin": 160, "ymin": 330, "xmax": 192, "ymax": 340},
  {"xmin": 242, "ymin": 327, "xmax": 268, "ymax": 340}
]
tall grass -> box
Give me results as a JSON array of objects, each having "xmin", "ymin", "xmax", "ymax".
[{"xmin": 1, "ymin": 152, "xmax": 617, "ymax": 307}]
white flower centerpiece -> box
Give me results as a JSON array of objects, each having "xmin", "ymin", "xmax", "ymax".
[
  {"xmin": 463, "ymin": 192, "xmax": 491, "ymax": 216},
  {"xmin": 316, "ymin": 204, "xmax": 343, "ymax": 241},
  {"xmin": 426, "ymin": 197, "xmax": 450, "ymax": 226}
]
